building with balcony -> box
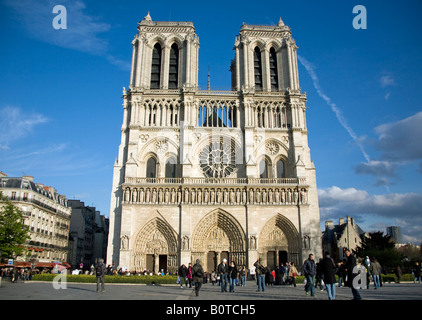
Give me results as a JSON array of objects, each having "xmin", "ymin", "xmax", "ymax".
[
  {"xmin": 0, "ymin": 173, "xmax": 71, "ymax": 264},
  {"xmin": 107, "ymin": 14, "xmax": 322, "ymax": 273}
]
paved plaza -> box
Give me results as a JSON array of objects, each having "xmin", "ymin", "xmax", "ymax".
[{"xmin": 0, "ymin": 279, "xmax": 421, "ymax": 301}]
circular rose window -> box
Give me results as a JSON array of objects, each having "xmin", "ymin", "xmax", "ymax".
[{"xmin": 199, "ymin": 141, "xmax": 237, "ymax": 178}]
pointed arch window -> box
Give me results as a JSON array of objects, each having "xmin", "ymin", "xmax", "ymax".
[
  {"xmin": 169, "ymin": 43, "xmax": 179, "ymax": 89},
  {"xmin": 146, "ymin": 157, "xmax": 157, "ymax": 178},
  {"xmin": 269, "ymin": 47, "xmax": 279, "ymax": 91},
  {"xmin": 150, "ymin": 43, "xmax": 162, "ymax": 89},
  {"xmin": 276, "ymin": 159, "xmax": 286, "ymax": 179},
  {"xmin": 165, "ymin": 157, "xmax": 177, "ymax": 179},
  {"xmin": 254, "ymin": 47, "xmax": 263, "ymax": 91},
  {"xmin": 259, "ymin": 159, "xmax": 269, "ymax": 179}
]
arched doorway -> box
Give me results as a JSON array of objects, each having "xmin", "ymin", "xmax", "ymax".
[
  {"xmin": 258, "ymin": 214, "xmax": 300, "ymax": 269},
  {"xmin": 191, "ymin": 209, "xmax": 246, "ymax": 272},
  {"xmin": 133, "ymin": 217, "xmax": 178, "ymax": 274}
]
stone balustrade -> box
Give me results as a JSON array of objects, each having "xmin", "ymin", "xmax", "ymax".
[{"xmin": 122, "ymin": 183, "xmax": 309, "ymax": 206}]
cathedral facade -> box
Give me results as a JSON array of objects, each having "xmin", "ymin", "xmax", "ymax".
[{"xmin": 107, "ymin": 13, "xmax": 322, "ymax": 274}]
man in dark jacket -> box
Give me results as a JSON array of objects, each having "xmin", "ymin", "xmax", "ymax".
[
  {"xmin": 344, "ymin": 249, "xmax": 361, "ymax": 300},
  {"xmin": 303, "ymin": 254, "xmax": 316, "ymax": 297},
  {"xmin": 178, "ymin": 264, "xmax": 188, "ymax": 288},
  {"xmin": 321, "ymin": 251, "xmax": 337, "ymax": 300},
  {"xmin": 192, "ymin": 259, "xmax": 204, "ymax": 296}
]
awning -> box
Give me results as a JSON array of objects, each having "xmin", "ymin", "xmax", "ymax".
[{"xmin": 59, "ymin": 262, "xmax": 71, "ymax": 268}]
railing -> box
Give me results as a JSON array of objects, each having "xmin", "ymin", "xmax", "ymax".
[
  {"xmin": 124, "ymin": 177, "xmax": 306, "ymax": 186},
  {"xmin": 4, "ymin": 196, "xmax": 70, "ymax": 216}
]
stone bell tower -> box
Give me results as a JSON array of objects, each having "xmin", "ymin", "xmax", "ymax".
[
  {"xmin": 232, "ymin": 17, "xmax": 300, "ymax": 92},
  {"xmin": 129, "ymin": 12, "xmax": 199, "ymax": 90}
]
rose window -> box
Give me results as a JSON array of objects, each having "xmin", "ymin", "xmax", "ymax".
[{"xmin": 199, "ymin": 141, "xmax": 237, "ymax": 178}]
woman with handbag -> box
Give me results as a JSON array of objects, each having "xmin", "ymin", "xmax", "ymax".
[{"xmin": 288, "ymin": 262, "xmax": 298, "ymax": 287}]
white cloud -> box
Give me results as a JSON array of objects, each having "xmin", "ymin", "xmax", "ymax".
[
  {"xmin": 0, "ymin": 106, "xmax": 48, "ymax": 148},
  {"xmin": 355, "ymin": 160, "xmax": 398, "ymax": 177},
  {"xmin": 374, "ymin": 111, "xmax": 422, "ymax": 162},
  {"xmin": 4, "ymin": 0, "xmax": 129, "ymax": 70},
  {"xmin": 380, "ymin": 74, "xmax": 396, "ymax": 88},
  {"xmin": 319, "ymin": 186, "xmax": 422, "ymax": 243},
  {"xmin": 353, "ymin": 111, "xmax": 422, "ymax": 183}
]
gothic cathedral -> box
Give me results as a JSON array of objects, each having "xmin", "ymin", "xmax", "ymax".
[{"xmin": 107, "ymin": 13, "xmax": 322, "ymax": 274}]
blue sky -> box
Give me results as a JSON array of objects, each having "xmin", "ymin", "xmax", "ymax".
[{"xmin": 1, "ymin": 0, "xmax": 421, "ymax": 244}]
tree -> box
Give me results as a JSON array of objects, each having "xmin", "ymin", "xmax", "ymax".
[
  {"xmin": 354, "ymin": 231, "xmax": 402, "ymax": 270},
  {"xmin": 0, "ymin": 192, "xmax": 31, "ymax": 261}
]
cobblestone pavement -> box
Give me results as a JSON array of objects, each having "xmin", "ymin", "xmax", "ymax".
[{"xmin": 0, "ymin": 279, "xmax": 421, "ymax": 301}]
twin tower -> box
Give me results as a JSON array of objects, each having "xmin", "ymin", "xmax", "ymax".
[
  {"xmin": 107, "ymin": 13, "xmax": 322, "ymax": 274},
  {"xmin": 129, "ymin": 13, "xmax": 300, "ymax": 92}
]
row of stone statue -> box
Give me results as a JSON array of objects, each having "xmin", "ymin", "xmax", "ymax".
[{"xmin": 123, "ymin": 186, "xmax": 308, "ymax": 205}]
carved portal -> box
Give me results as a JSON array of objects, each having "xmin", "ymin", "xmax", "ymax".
[
  {"xmin": 191, "ymin": 209, "xmax": 246, "ymax": 271},
  {"xmin": 133, "ymin": 217, "xmax": 178, "ymax": 273},
  {"xmin": 258, "ymin": 214, "xmax": 300, "ymax": 267}
]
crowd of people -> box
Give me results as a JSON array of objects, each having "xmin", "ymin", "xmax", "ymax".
[
  {"xmin": 0, "ymin": 266, "xmax": 51, "ymax": 282},
  {"xmin": 176, "ymin": 250, "xmax": 422, "ymax": 300},
  {"xmin": 3, "ymin": 251, "xmax": 421, "ymax": 300},
  {"xmin": 177, "ymin": 258, "xmax": 301, "ymax": 296}
]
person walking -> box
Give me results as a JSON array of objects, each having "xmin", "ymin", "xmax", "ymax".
[
  {"xmin": 178, "ymin": 264, "xmax": 188, "ymax": 288},
  {"xmin": 370, "ymin": 258, "xmax": 381, "ymax": 289},
  {"xmin": 344, "ymin": 249, "xmax": 361, "ymax": 300},
  {"xmin": 321, "ymin": 252, "xmax": 337, "ymax": 300},
  {"xmin": 95, "ymin": 258, "xmax": 106, "ymax": 293},
  {"xmin": 187, "ymin": 263, "xmax": 193, "ymax": 288},
  {"xmin": 217, "ymin": 258, "xmax": 229, "ymax": 292},
  {"xmin": 303, "ymin": 254, "xmax": 316, "ymax": 297},
  {"xmin": 192, "ymin": 259, "xmax": 204, "ymax": 296},
  {"xmin": 315, "ymin": 258, "xmax": 325, "ymax": 291},
  {"xmin": 288, "ymin": 262, "xmax": 298, "ymax": 287},
  {"xmin": 413, "ymin": 262, "xmax": 421, "ymax": 284},
  {"xmin": 228, "ymin": 261, "xmax": 238, "ymax": 292},
  {"xmin": 254, "ymin": 258, "xmax": 266, "ymax": 292}
]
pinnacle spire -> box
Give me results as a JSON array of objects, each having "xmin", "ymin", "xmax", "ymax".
[
  {"xmin": 278, "ymin": 17, "xmax": 284, "ymax": 26},
  {"xmin": 144, "ymin": 11, "xmax": 152, "ymax": 21}
]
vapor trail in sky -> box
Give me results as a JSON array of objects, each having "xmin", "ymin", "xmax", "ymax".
[{"xmin": 298, "ymin": 55, "xmax": 371, "ymax": 163}]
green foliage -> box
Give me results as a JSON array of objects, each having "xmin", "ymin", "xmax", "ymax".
[
  {"xmin": 381, "ymin": 273, "xmax": 414, "ymax": 283},
  {"xmin": 354, "ymin": 231, "xmax": 402, "ymax": 268},
  {"xmin": 0, "ymin": 193, "xmax": 31, "ymax": 260}
]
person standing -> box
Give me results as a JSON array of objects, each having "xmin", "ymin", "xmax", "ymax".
[
  {"xmin": 211, "ymin": 271, "xmax": 217, "ymax": 285},
  {"xmin": 217, "ymin": 258, "xmax": 229, "ymax": 292},
  {"xmin": 344, "ymin": 249, "xmax": 361, "ymax": 300},
  {"xmin": 413, "ymin": 262, "xmax": 421, "ymax": 284},
  {"xmin": 178, "ymin": 264, "xmax": 188, "ymax": 288},
  {"xmin": 303, "ymin": 254, "xmax": 316, "ymax": 297},
  {"xmin": 240, "ymin": 266, "xmax": 248, "ymax": 286},
  {"xmin": 321, "ymin": 252, "xmax": 337, "ymax": 300},
  {"xmin": 370, "ymin": 258, "xmax": 381, "ymax": 289},
  {"xmin": 254, "ymin": 258, "xmax": 266, "ymax": 292},
  {"xmin": 228, "ymin": 261, "xmax": 238, "ymax": 292},
  {"xmin": 95, "ymin": 258, "xmax": 106, "ymax": 293},
  {"xmin": 395, "ymin": 266, "xmax": 402, "ymax": 283}
]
